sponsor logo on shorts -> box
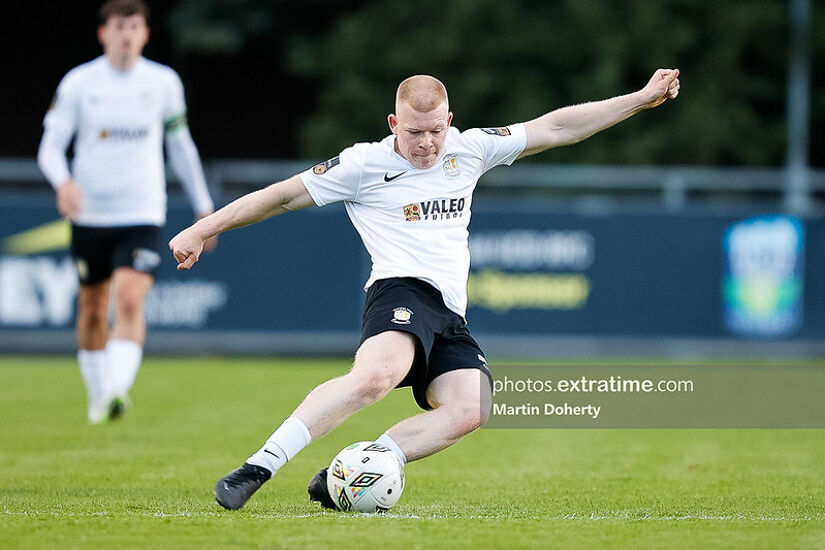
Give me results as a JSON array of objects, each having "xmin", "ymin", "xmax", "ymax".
[
  {"xmin": 391, "ymin": 307, "xmax": 413, "ymax": 325},
  {"xmin": 75, "ymin": 259, "xmax": 89, "ymax": 281},
  {"xmin": 132, "ymin": 248, "xmax": 161, "ymax": 273}
]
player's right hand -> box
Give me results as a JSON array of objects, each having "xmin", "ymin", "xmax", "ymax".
[
  {"xmin": 169, "ymin": 228, "xmax": 204, "ymax": 270},
  {"xmin": 640, "ymin": 68, "xmax": 680, "ymax": 109},
  {"xmin": 56, "ymin": 179, "xmax": 82, "ymax": 219}
]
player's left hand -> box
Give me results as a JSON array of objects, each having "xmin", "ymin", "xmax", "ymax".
[
  {"xmin": 640, "ymin": 68, "xmax": 680, "ymax": 109},
  {"xmin": 56, "ymin": 179, "xmax": 82, "ymax": 219}
]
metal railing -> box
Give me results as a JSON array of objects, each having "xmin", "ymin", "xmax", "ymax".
[{"xmin": 3, "ymin": 157, "xmax": 824, "ymax": 212}]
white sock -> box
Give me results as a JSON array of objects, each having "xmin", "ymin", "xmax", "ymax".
[
  {"xmin": 247, "ymin": 416, "xmax": 312, "ymax": 476},
  {"xmin": 78, "ymin": 349, "xmax": 109, "ymax": 423},
  {"xmin": 106, "ymin": 339, "xmax": 142, "ymax": 396},
  {"xmin": 376, "ymin": 433, "xmax": 407, "ymax": 465},
  {"xmin": 78, "ymin": 349, "xmax": 108, "ymax": 402}
]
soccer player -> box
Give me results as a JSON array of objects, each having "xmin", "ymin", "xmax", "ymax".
[
  {"xmin": 37, "ymin": 0, "xmax": 216, "ymax": 424},
  {"xmin": 169, "ymin": 69, "xmax": 680, "ymax": 510}
]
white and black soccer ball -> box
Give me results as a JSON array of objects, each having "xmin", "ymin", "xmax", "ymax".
[{"xmin": 326, "ymin": 441, "xmax": 405, "ymax": 513}]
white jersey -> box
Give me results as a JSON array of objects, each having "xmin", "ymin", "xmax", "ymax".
[
  {"xmin": 300, "ymin": 124, "xmax": 527, "ymax": 317},
  {"xmin": 42, "ymin": 56, "xmax": 201, "ymax": 227}
]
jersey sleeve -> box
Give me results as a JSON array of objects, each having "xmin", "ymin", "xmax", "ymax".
[
  {"xmin": 162, "ymin": 69, "xmax": 189, "ymax": 135},
  {"xmin": 42, "ymin": 73, "xmax": 80, "ymax": 135},
  {"xmin": 298, "ymin": 144, "xmax": 366, "ymax": 206},
  {"xmin": 464, "ymin": 123, "xmax": 528, "ymax": 173}
]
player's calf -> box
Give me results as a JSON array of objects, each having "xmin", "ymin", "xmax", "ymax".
[{"xmin": 448, "ymin": 399, "xmax": 488, "ymax": 437}]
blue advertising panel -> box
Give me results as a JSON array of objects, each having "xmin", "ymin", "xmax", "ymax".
[
  {"xmin": 465, "ymin": 202, "xmax": 824, "ymax": 340},
  {"xmin": 0, "ymin": 198, "xmax": 365, "ymax": 336},
  {"xmin": 1, "ymin": 195, "xmax": 823, "ymax": 347}
]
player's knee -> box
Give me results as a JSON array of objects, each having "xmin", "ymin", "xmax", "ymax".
[
  {"xmin": 117, "ymin": 290, "xmax": 145, "ymax": 321},
  {"xmin": 77, "ymin": 306, "xmax": 107, "ymax": 332},
  {"xmin": 349, "ymin": 368, "xmax": 397, "ymax": 403}
]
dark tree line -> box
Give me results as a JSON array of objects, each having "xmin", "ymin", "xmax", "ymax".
[{"xmin": 5, "ymin": 0, "xmax": 823, "ymax": 167}]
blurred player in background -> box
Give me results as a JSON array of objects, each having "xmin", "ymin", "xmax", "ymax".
[
  {"xmin": 37, "ymin": 0, "xmax": 216, "ymax": 424},
  {"xmin": 169, "ymin": 69, "xmax": 679, "ymax": 510}
]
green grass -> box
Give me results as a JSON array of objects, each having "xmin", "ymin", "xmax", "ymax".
[{"xmin": 1, "ymin": 356, "xmax": 824, "ymax": 549}]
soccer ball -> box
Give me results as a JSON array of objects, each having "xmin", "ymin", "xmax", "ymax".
[{"xmin": 326, "ymin": 441, "xmax": 405, "ymax": 513}]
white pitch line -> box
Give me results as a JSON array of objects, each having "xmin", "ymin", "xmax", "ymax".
[{"xmin": 3, "ymin": 509, "xmax": 823, "ymax": 522}]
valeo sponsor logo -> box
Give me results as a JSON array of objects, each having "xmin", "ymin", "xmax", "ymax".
[
  {"xmin": 402, "ymin": 197, "xmax": 466, "ymax": 222},
  {"xmin": 99, "ymin": 126, "xmax": 149, "ymax": 140}
]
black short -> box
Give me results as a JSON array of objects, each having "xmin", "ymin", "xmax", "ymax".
[
  {"xmin": 360, "ymin": 277, "xmax": 492, "ymax": 410},
  {"xmin": 70, "ymin": 224, "xmax": 163, "ymax": 285}
]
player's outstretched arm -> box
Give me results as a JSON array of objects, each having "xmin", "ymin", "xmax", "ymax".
[
  {"xmin": 165, "ymin": 128, "xmax": 220, "ymax": 252},
  {"xmin": 165, "ymin": 128, "xmax": 215, "ymax": 218},
  {"xmin": 519, "ymin": 68, "xmax": 680, "ymax": 159},
  {"xmin": 169, "ymin": 175, "xmax": 315, "ymax": 270}
]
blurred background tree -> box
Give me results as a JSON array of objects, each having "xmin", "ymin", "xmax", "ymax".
[
  {"xmin": 277, "ymin": 0, "xmax": 791, "ymax": 165},
  {"xmin": 5, "ymin": 0, "xmax": 822, "ymax": 166}
]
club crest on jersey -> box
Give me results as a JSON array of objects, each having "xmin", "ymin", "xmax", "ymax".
[
  {"xmin": 403, "ymin": 203, "xmax": 421, "ymax": 222},
  {"xmin": 481, "ymin": 127, "xmax": 511, "ymax": 136},
  {"xmin": 140, "ymin": 90, "xmax": 153, "ymax": 107},
  {"xmin": 391, "ymin": 307, "xmax": 413, "ymax": 325},
  {"xmin": 442, "ymin": 154, "xmax": 460, "ymax": 177},
  {"xmin": 313, "ymin": 156, "xmax": 340, "ymax": 175}
]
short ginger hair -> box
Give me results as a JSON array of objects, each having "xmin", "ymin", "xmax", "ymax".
[{"xmin": 395, "ymin": 75, "xmax": 449, "ymax": 113}]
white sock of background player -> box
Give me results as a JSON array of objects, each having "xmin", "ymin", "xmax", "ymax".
[
  {"xmin": 106, "ymin": 338, "xmax": 142, "ymax": 397},
  {"xmin": 77, "ymin": 349, "xmax": 109, "ymax": 423}
]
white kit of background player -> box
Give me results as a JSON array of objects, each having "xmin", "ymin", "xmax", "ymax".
[{"xmin": 37, "ymin": 42, "xmax": 214, "ymax": 422}]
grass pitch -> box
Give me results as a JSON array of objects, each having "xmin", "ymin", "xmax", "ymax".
[{"xmin": 1, "ymin": 356, "xmax": 824, "ymax": 549}]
